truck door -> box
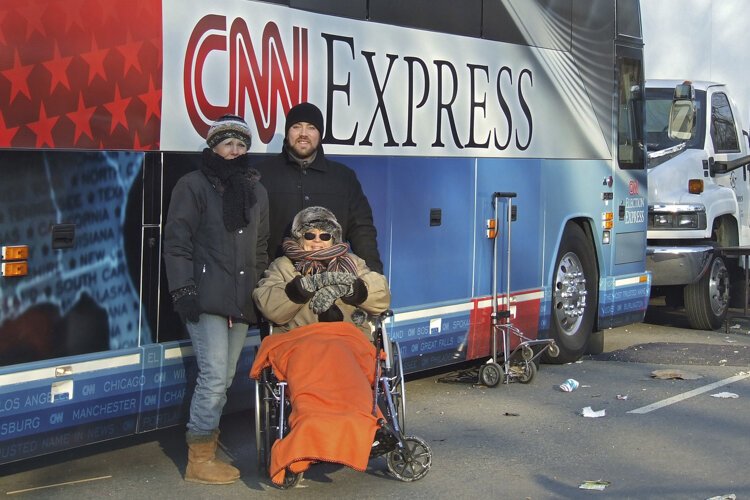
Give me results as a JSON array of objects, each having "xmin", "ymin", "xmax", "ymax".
[{"xmin": 708, "ymin": 90, "xmax": 750, "ymax": 241}]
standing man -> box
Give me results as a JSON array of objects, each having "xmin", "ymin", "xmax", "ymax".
[
  {"xmin": 164, "ymin": 114, "xmax": 269, "ymax": 485},
  {"xmin": 255, "ymin": 102, "xmax": 384, "ymax": 274}
]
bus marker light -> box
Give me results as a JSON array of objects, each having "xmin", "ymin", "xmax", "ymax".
[
  {"xmin": 2, "ymin": 245, "xmax": 28, "ymax": 260},
  {"xmin": 602, "ymin": 212, "xmax": 614, "ymax": 229},
  {"xmin": 55, "ymin": 366, "xmax": 73, "ymax": 377},
  {"xmin": 1, "ymin": 261, "xmax": 28, "ymax": 277},
  {"xmin": 602, "ymin": 230, "xmax": 611, "ymax": 244},
  {"xmin": 486, "ymin": 219, "xmax": 497, "ymax": 239}
]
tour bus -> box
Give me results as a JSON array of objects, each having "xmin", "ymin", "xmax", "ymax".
[{"xmin": 0, "ymin": 0, "xmax": 649, "ymax": 463}]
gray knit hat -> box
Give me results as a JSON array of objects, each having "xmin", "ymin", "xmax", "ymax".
[
  {"xmin": 291, "ymin": 206, "xmax": 342, "ymax": 242},
  {"xmin": 206, "ymin": 114, "xmax": 252, "ymax": 148}
]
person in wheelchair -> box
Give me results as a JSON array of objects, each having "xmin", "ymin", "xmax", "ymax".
[
  {"xmin": 252, "ymin": 205, "xmax": 390, "ymax": 337},
  {"xmin": 250, "ymin": 207, "xmax": 430, "ymax": 487}
]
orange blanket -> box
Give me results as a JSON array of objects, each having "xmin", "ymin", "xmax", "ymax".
[{"xmin": 249, "ymin": 322, "xmax": 380, "ymax": 485}]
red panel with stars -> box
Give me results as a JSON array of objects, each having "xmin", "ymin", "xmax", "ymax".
[{"xmin": 0, "ymin": 0, "xmax": 162, "ymax": 150}]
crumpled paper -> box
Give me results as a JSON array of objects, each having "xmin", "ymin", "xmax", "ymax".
[
  {"xmin": 581, "ymin": 406, "xmax": 606, "ymax": 418},
  {"xmin": 710, "ymin": 392, "xmax": 739, "ymax": 399}
]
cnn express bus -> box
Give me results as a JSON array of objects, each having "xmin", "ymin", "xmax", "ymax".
[{"xmin": 0, "ymin": 0, "xmax": 649, "ymax": 463}]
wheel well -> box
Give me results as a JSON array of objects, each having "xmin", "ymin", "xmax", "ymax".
[
  {"xmin": 713, "ymin": 214, "xmax": 739, "ymax": 247},
  {"xmin": 567, "ymin": 217, "xmax": 601, "ymax": 330}
]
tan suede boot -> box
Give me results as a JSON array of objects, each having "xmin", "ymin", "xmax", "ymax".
[{"xmin": 185, "ymin": 431, "xmax": 240, "ymax": 484}]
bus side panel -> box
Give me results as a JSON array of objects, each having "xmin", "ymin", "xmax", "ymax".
[
  {"xmin": 0, "ymin": 353, "xmax": 144, "ymax": 464},
  {"xmin": 467, "ymin": 158, "xmax": 544, "ymax": 360},
  {"xmin": 0, "ymin": 151, "xmax": 149, "ymax": 365},
  {"xmin": 0, "ymin": 150, "xmax": 155, "ymax": 464},
  {"xmin": 349, "ymin": 156, "xmax": 475, "ymax": 372},
  {"xmin": 536, "ymin": 159, "xmax": 650, "ymax": 334}
]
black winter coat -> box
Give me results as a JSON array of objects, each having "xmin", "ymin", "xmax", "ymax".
[
  {"xmin": 255, "ymin": 146, "xmax": 383, "ymax": 273},
  {"xmin": 163, "ymin": 167, "xmax": 269, "ymax": 323}
]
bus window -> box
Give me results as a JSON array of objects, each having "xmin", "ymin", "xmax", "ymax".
[
  {"xmin": 482, "ymin": 0, "xmax": 571, "ymax": 50},
  {"xmin": 289, "ymin": 0, "xmax": 367, "ymax": 20},
  {"xmin": 370, "ymin": 0, "xmax": 482, "ymax": 37},
  {"xmin": 617, "ymin": 56, "xmax": 645, "ymax": 169}
]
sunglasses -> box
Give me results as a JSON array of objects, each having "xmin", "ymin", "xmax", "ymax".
[{"xmin": 303, "ymin": 232, "xmax": 332, "ymax": 241}]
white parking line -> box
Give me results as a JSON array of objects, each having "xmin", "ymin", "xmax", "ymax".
[{"xmin": 628, "ymin": 373, "xmax": 750, "ymax": 414}]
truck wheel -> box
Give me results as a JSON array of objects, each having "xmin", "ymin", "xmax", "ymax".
[
  {"xmin": 543, "ymin": 223, "xmax": 598, "ymax": 364},
  {"xmin": 684, "ymin": 254, "xmax": 729, "ymax": 330}
]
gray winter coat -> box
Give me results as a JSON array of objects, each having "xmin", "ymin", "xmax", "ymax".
[{"xmin": 164, "ymin": 168, "xmax": 269, "ymax": 323}]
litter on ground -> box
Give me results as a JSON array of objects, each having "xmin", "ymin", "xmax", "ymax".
[
  {"xmin": 650, "ymin": 369, "xmax": 703, "ymax": 380},
  {"xmin": 578, "ymin": 480, "xmax": 611, "ymax": 490},
  {"xmin": 581, "ymin": 406, "xmax": 606, "ymax": 418},
  {"xmin": 710, "ymin": 392, "xmax": 739, "ymax": 399}
]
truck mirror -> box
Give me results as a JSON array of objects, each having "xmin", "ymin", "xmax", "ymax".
[
  {"xmin": 673, "ymin": 82, "xmax": 695, "ymax": 100},
  {"xmin": 667, "ymin": 99, "xmax": 696, "ymax": 141}
]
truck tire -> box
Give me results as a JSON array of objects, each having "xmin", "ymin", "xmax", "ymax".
[
  {"xmin": 543, "ymin": 223, "xmax": 598, "ymax": 364},
  {"xmin": 684, "ymin": 254, "xmax": 729, "ymax": 330}
]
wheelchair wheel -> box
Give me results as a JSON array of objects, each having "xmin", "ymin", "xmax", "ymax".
[
  {"xmin": 254, "ymin": 373, "xmax": 273, "ymax": 471},
  {"xmin": 386, "ymin": 436, "xmax": 432, "ymax": 482},
  {"xmin": 390, "ymin": 341, "xmax": 407, "ymax": 433}
]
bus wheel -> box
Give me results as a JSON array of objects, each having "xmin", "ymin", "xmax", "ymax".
[
  {"xmin": 684, "ymin": 254, "xmax": 729, "ymax": 330},
  {"xmin": 543, "ymin": 223, "xmax": 598, "ymax": 364}
]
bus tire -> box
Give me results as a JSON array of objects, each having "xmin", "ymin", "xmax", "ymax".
[
  {"xmin": 543, "ymin": 222, "xmax": 598, "ymax": 364},
  {"xmin": 684, "ymin": 254, "xmax": 729, "ymax": 330},
  {"xmin": 585, "ymin": 330, "xmax": 604, "ymax": 355}
]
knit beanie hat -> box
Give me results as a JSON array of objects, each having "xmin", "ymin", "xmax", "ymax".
[
  {"xmin": 291, "ymin": 206, "xmax": 342, "ymax": 242},
  {"xmin": 206, "ymin": 114, "xmax": 252, "ymax": 148},
  {"xmin": 285, "ymin": 102, "xmax": 324, "ymax": 137}
]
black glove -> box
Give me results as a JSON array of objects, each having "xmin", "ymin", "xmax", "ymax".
[
  {"xmin": 318, "ymin": 305, "xmax": 344, "ymax": 322},
  {"xmin": 174, "ymin": 294, "xmax": 201, "ymax": 324},
  {"xmin": 285, "ymin": 275, "xmax": 315, "ymax": 304},
  {"xmin": 341, "ymin": 278, "xmax": 368, "ymax": 306}
]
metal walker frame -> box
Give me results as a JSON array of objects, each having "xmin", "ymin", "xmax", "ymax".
[{"xmin": 478, "ymin": 192, "xmax": 558, "ymax": 387}]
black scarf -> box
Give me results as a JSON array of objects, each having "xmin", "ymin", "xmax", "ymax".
[{"xmin": 201, "ymin": 148, "xmax": 258, "ymax": 231}]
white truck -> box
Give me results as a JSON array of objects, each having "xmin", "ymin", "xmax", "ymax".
[
  {"xmin": 645, "ymin": 79, "xmax": 750, "ymax": 329},
  {"xmin": 641, "ymin": 0, "xmax": 750, "ymax": 329}
]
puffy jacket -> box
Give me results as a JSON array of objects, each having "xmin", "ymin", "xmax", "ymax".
[
  {"xmin": 253, "ymin": 254, "xmax": 390, "ymax": 337},
  {"xmin": 255, "ymin": 146, "xmax": 383, "ymax": 273},
  {"xmin": 164, "ymin": 168, "xmax": 269, "ymax": 323}
]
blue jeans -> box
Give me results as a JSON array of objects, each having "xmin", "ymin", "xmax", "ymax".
[{"xmin": 185, "ymin": 313, "xmax": 248, "ymax": 435}]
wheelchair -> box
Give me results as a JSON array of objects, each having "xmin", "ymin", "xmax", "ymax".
[{"xmin": 254, "ymin": 311, "xmax": 432, "ymax": 488}]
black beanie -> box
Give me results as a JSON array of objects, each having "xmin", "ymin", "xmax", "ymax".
[{"xmin": 284, "ymin": 102, "xmax": 324, "ymax": 137}]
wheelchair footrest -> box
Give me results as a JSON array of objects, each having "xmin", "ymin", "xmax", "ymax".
[{"xmin": 370, "ymin": 426, "xmax": 399, "ymax": 458}]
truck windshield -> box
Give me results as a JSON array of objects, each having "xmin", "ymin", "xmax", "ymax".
[{"xmin": 645, "ymin": 88, "xmax": 706, "ymax": 158}]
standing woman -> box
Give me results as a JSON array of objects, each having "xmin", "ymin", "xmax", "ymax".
[{"xmin": 164, "ymin": 115, "xmax": 269, "ymax": 484}]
